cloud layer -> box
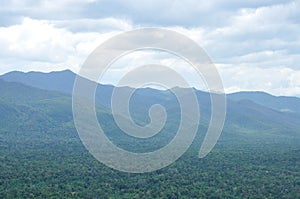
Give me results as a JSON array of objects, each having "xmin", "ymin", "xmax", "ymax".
[{"xmin": 0, "ymin": 0, "xmax": 299, "ymax": 96}]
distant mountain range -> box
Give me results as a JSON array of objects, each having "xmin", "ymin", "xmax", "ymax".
[
  {"xmin": 0, "ymin": 70, "xmax": 299, "ymax": 144},
  {"xmin": 2, "ymin": 70, "xmax": 300, "ymax": 112}
]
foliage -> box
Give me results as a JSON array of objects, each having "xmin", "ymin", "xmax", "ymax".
[{"xmin": 0, "ymin": 77, "xmax": 300, "ymax": 198}]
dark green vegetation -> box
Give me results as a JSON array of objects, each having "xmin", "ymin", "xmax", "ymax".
[{"xmin": 0, "ymin": 71, "xmax": 300, "ymax": 198}]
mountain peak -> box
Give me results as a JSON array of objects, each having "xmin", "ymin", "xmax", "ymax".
[{"xmin": 0, "ymin": 69, "xmax": 76, "ymax": 94}]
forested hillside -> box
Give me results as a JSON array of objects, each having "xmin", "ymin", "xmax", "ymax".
[{"xmin": 0, "ymin": 71, "xmax": 299, "ymax": 198}]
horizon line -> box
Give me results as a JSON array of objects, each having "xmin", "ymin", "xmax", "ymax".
[{"xmin": 1, "ymin": 69, "xmax": 299, "ymax": 98}]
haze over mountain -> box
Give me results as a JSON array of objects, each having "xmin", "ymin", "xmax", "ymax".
[
  {"xmin": 1, "ymin": 69, "xmax": 300, "ymax": 141},
  {"xmin": 0, "ymin": 70, "xmax": 76, "ymax": 95},
  {"xmin": 1, "ymin": 69, "xmax": 300, "ymax": 112}
]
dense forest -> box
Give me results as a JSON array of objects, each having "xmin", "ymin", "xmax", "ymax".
[
  {"xmin": 0, "ymin": 71, "xmax": 299, "ymax": 198},
  {"xmin": 1, "ymin": 124, "xmax": 299, "ymax": 198}
]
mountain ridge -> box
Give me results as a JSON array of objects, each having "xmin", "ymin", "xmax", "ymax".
[
  {"xmin": 1, "ymin": 70, "xmax": 300, "ymax": 116},
  {"xmin": 1, "ymin": 70, "xmax": 299, "ymax": 99},
  {"xmin": 0, "ymin": 71, "xmax": 300, "ymax": 142}
]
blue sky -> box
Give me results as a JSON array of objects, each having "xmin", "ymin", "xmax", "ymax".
[{"xmin": 0, "ymin": 0, "xmax": 299, "ymax": 96}]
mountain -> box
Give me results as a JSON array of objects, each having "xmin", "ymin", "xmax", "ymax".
[
  {"xmin": 0, "ymin": 70, "xmax": 76, "ymax": 94},
  {"xmin": 228, "ymin": 91, "xmax": 300, "ymax": 114},
  {"xmin": 0, "ymin": 79, "xmax": 71, "ymax": 131},
  {"xmin": 1, "ymin": 70, "xmax": 300, "ymax": 198},
  {"xmin": 0, "ymin": 79, "xmax": 66, "ymax": 104},
  {"xmin": 2, "ymin": 70, "xmax": 300, "ymax": 113},
  {"xmin": 1, "ymin": 70, "xmax": 300, "ymax": 142}
]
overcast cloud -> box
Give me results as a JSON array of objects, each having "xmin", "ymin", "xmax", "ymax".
[{"xmin": 0, "ymin": 0, "xmax": 299, "ymax": 96}]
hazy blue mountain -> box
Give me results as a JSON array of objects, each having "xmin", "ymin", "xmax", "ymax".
[
  {"xmin": 0, "ymin": 79, "xmax": 71, "ymax": 131},
  {"xmin": 1, "ymin": 73, "xmax": 300, "ymax": 143},
  {"xmin": 225, "ymin": 99, "xmax": 300, "ymax": 137},
  {"xmin": 0, "ymin": 79, "xmax": 66, "ymax": 104},
  {"xmin": 0, "ymin": 70, "xmax": 121, "ymax": 110},
  {"xmin": 228, "ymin": 91, "xmax": 300, "ymax": 114},
  {"xmin": 2, "ymin": 70, "xmax": 300, "ymax": 115},
  {"xmin": 1, "ymin": 69, "xmax": 300, "ymax": 141},
  {"xmin": 0, "ymin": 70, "xmax": 76, "ymax": 94}
]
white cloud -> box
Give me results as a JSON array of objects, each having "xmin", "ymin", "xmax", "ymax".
[
  {"xmin": 100, "ymin": 50, "xmax": 207, "ymax": 89},
  {"xmin": 54, "ymin": 18, "xmax": 133, "ymax": 33},
  {"xmin": 0, "ymin": 0, "xmax": 95, "ymax": 19},
  {"xmin": 218, "ymin": 64, "xmax": 300, "ymax": 96},
  {"xmin": 0, "ymin": 0, "xmax": 300, "ymax": 96},
  {"xmin": 0, "ymin": 17, "xmax": 132, "ymax": 74}
]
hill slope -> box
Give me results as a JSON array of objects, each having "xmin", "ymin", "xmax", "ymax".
[
  {"xmin": 0, "ymin": 71, "xmax": 300, "ymax": 198},
  {"xmin": 228, "ymin": 91, "xmax": 300, "ymax": 114},
  {"xmin": 2, "ymin": 70, "xmax": 300, "ymax": 114}
]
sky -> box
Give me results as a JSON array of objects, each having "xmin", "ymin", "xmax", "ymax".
[{"xmin": 0, "ymin": 0, "xmax": 299, "ymax": 96}]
